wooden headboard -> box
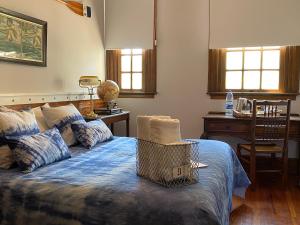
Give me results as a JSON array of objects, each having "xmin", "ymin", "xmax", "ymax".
[{"xmin": 4, "ymin": 99, "xmax": 104, "ymax": 115}]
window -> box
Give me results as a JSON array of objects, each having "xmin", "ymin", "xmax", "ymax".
[
  {"xmin": 121, "ymin": 49, "xmax": 143, "ymax": 90},
  {"xmin": 225, "ymin": 47, "xmax": 280, "ymax": 91},
  {"xmin": 208, "ymin": 46, "xmax": 300, "ymax": 100},
  {"xmin": 106, "ymin": 48, "xmax": 157, "ymax": 98}
]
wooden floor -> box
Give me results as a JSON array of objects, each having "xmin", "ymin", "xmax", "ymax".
[{"xmin": 230, "ymin": 175, "xmax": 300, "ymax": 225}]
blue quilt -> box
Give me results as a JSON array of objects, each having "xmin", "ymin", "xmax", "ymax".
[{"xmin": 0, "ymin": 137, "xmax": 250, "ymax": 225}]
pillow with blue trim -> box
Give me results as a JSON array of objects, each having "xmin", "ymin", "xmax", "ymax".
[
  {"xmin": 7, "ymin": 127, "xmax": 71, "ymax": 173},
  {"xmin": 71, "ymin": 119, "xmax": 113, "ymax": 149},
  {"xmin": 0, "ymin": 108, "xmax": 40, "ymax": 137},
  {"xmin": 0, "ymin": 108, "xmax": 40, "ymax": 169},
  {"xmin": 41, "ymin": 104, "xmax": 84, "ymax": 146}
]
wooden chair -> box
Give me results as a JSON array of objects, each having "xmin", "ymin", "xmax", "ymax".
[{"xmin": 237, "ymin": 100, "xmax": 291, "ymax": 189}]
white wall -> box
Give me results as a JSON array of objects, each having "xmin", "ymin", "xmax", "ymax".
[
  {"xmin": 0, "ymin": 0, "xmax": 105, "ymax": 95},
  {"xmin": 116, "ymin": 0, "xmax": 300, "ymax": 158},
  {"xmin": 117, "ymin": 0, "xmax": 223, "ymax": 138}
]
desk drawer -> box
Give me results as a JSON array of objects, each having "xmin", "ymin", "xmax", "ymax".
[{"xmin": 205, "ymin": 120, "xmax": 250, "ymax": 133}]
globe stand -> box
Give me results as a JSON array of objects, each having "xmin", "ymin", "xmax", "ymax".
[{"xmin": 106, "ymin": 101, "xmax": 117, "ymax": 110}]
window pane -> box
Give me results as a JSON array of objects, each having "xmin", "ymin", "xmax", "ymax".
[
  {"xmin": 226, "ymin": 71, "xmax": 242, "ymax": 89},
  {"xmin": 121, "ymin": 49, "xmax": 131, "ymax": 54},
  {"xmin": 244, "ymin": 71, "xmax": 260, "ymax": 89},
  {"xmin": 132, "ymin": 49, "xmax": 143, "ymax": 54},
  {"xmin": 226, "ymin": 51, "xmax": 243, "ymax": 70},
  {"xmin": 121, "ymin": 55, "xmax": 131, "ymax": 72},
  {"xmin": 262, "ymin": 50, "xmax": 280, "ymax": 69},
  {"xmin": 132, "ymin": 55, "xmax": 142, "ymax": 72},
  {"xmin": 132, "ymin": 73, "xmax": 142, "ymax": 90},
  {"xmin": 262, "ymin": 71, "xmax": 279, "ymax": 90},
  {"xmin": 121, "ymin": 73, "xmax": 131, "ymax": 89},
  {"xmin": 244, "ymin": 51, "xmax": 261, "ymax": 69}
]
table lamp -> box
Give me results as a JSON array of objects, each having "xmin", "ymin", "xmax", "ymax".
[{"xmin": 79, "ymin": 76, "xmax": 101, "ymax": 118}]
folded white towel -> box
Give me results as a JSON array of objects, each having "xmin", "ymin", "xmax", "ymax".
[
  {"xmin": 136, "ymin": 115, "xmax": 170, "ymax": 141},
  {"xmin": 136, "ymin": 115, "xmax": 171, "ymax": 178},
  {"xmin": 149, "ymin": 118, "xmax": 181, "ymax": 145}
]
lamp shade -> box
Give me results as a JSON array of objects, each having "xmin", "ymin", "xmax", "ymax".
[{"xmin": 79, "ymin": 76, "xmax": 101, "ymax": 88}]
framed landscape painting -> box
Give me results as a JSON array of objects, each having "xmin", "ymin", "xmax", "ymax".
[{"xmin": 0, "ymin": 7, "xmax": 47, "ymax": 67}]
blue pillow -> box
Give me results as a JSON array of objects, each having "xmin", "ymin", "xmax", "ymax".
[
  {"xmin": 8, "ymin": 128, "xmax": 71, "ymax": 173},
  {"xmin": 71, "ymin": 119, "xmax": 113, "ymax": 149}
]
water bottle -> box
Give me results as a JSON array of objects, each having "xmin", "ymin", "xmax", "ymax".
[{"xmin": 225, "ymin": 91, "xmax": 234, "ymax": 116}]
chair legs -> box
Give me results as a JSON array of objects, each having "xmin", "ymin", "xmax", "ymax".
[
  {"xmin": 282, "ymin": 151, "xmax": 288, "ymax": 187},
  {"xmin": 250, "ymin": 152, "xmax": 256, "ymax": 190}
]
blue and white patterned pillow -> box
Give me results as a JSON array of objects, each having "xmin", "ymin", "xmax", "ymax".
[
  {"xmin": 0, "ymin": 108, "xmax": 40, "ymax": 169},
  {"xmin": 0, "ymin": 108, "xmax": 40, "ymax": 138},
  {"xmin": 41, "ymin": 104, "xmax": 84, "ymax": 146},
  {"xmin": 71, "ymin": 119, "xmax": 113, "ymax": 149},
  {"xmin": 7, "ymin": 128, "xmax": 71, "ymax": 173}
]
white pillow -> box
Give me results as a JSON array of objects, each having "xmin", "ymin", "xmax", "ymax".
[
  {"xmin": 41, "ymin": 104, "xmax": 84, "ymax": 146},
  {"xmin": 32, "ymin": 103, "xmax": 50, "ymax": 132}
]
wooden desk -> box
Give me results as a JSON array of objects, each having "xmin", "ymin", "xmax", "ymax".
[
  {"xmin": 85, "ymin": 111, "xmax": 130, "ymax": 137},
  {"xmin": 202, "ymin": 112, "xmax": 300, "ymax": 179},
  {"xmin": 100, "ymin": 111, "xmax": 130, "ymax": 137}
]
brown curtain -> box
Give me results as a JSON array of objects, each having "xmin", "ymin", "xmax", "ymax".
[
  {"xmin": 144, "ymin": 48, "xmax": 157, "ymax": 94},
  {"xmin": 280, "ymin": 46, "xmax": 300, "ymax": 94},
  {"xmin": 207, "ymin": 49, "xmax": 226, "ymax": 94},
  {"xmin": 106, "ymin": 50, "xmax": 121, "ymax": 84}
]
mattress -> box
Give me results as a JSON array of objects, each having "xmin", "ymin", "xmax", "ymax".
[{"xmin": 0, "ymin": 137, "xmax": 250, "ymax": 225}]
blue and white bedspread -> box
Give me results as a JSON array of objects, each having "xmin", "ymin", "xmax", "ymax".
[{"xmin": 0, "ymin": 137, "xmax": 250, "ymax": 225}]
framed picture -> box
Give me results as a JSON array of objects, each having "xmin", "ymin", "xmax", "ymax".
[{"xmin": 0, "ymin": 7, "xmax": 47, "ymax": 67}]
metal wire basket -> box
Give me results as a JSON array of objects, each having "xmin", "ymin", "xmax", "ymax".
[{"xmin": 136, "ymin": 139, "xmax": 201, "ymax": 188}]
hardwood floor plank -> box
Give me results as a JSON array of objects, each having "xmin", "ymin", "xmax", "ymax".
[{"xmin": 230, "ymin": 175, "xmax": 300, "ymax": 225}]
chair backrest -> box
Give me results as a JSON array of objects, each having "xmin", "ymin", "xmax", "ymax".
[{"xmin": 251, "ymin": 100, "xmax": 291, "ymax": 147}]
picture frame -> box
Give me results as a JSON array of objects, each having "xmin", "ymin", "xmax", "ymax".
[{"xmin": 0, "ymin": 7, "xmax": 47, "ymax": 67}]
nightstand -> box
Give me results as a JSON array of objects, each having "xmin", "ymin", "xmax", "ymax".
[{"xmin": 84, "ymin": 111, "xmax": 130, "ymax": 137}]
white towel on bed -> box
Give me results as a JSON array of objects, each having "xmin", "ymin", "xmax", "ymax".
[
  {"xmin": 136, "ymin": 115, "xmax": 171, "ymax": 141},
  {"xmin": 149, "ymin": 118, "xmax": 181, "ymax": 145}
]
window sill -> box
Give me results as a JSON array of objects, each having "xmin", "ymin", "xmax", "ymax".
[
  {"xmin": 119, "ymin": 92, "xmax": 157, "ymax": 98},
  {"xmin": 207, "ymin": 92, "xmax": 299, "ymax": 100}
]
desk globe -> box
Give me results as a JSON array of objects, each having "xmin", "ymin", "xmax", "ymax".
[{"xmin": 97, "ymin": 80, "xmax": 120, "ymax": 109}]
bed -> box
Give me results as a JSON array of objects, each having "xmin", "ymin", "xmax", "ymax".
[{"xmin": 0, "ymin": 137, "xmax": 250, "ymax": 225}]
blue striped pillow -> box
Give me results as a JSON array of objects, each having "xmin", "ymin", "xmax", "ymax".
[
  {"xmin": 0, "ymin": 108, "xmax": 40, "ymax": 138},
  {"xmin": 8, "ymin": 128, "xmax": 71, "ymax": 173},
  {"xmin": 71, "ymin": 120, "xmax": 113, "ymax": 149},
  {"xmin": 0, "ymin": 108, "xmax": 40, "ymax": 169}
]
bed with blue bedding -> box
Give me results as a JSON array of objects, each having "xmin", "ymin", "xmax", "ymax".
[{"xmin": 0, "ymin": 137, "xmax": 250, "ymax": 225}]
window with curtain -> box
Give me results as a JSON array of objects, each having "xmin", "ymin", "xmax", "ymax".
[
  {"xmin": 106, "ymin": 48, "xmax": 157, "ymax": 98},
  {"xmin": 106, "ymin": 0, "xmax": 157, "ymax": 98},
  {"xmin": 208, "ymin": 46, "xmax": 300, "ymax": 99}
]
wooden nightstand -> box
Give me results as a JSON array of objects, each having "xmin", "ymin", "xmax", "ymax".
[{"xmin": 85, "ymin": 111, "xmax": 130, "ymax": 137}]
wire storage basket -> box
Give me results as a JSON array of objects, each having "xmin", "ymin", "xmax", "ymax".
[{"xmin": 136, "ymin": 139, "xmax": 201, "ymax": 188}]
